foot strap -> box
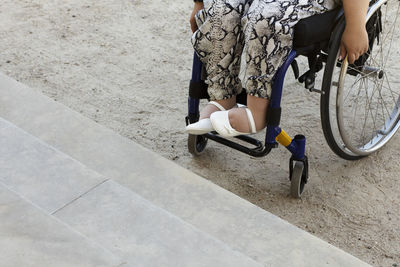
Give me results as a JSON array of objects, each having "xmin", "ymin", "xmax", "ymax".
[
  {"xmin": 208, "ymin": 101, "xmax": 226, "ymax": 111},
  {"xmin": 244, "ymin": 108, "xmax": 257, "ymax": 134}
]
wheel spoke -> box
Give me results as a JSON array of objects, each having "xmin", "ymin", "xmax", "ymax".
[
  {"xmin": 382, "ymin": 3, "xmax": 400, "ymax": 69},
  {"xmin": 349, "ymin": 76, "xmax": 364, "ymax": 138}
]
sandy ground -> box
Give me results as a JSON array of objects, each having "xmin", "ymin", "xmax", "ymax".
[{"xmin": 0, "ymin": 0, "xmax": 399, "ymax": 266}]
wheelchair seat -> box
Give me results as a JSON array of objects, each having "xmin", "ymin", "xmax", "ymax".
[{"xmin": 293, "ymin": 8, "xmax": 342, "ymax": 56}]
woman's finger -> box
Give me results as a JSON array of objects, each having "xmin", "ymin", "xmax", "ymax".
[
  {"xmin": 190, "ymin": 3, "xmax": 204, "ymax": 33},
  {"xmin": 339, "ymin": 42, "xmax": 347, "ymax": 60},
  {"xmin": 190, "ymin": 20, "xmax": 197, "ymax": 33},
  {"xmin": 348, "ymin": 53, "xmax": 356, "ymax": 64}
]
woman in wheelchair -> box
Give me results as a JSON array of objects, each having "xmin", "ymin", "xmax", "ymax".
[{"xmin": 186, "ymin": 0, "xmax": 369, "ymax": 137}]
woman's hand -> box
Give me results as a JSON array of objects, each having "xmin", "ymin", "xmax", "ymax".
[
  {"xmin": 190, "ymin": 2, "xmax": 204, "ymax": 33},
  {"xmin": 340, "ymin": 25, "xmax": 369, "ymax": 64},
  {"xmin": 340, "ymin": 0, "xmax": 369, "ymax": 64}
]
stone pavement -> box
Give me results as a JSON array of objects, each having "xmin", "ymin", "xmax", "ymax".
[{"xmin": 0, "ymin": 72, "xmax": 371, "ymax": 266}]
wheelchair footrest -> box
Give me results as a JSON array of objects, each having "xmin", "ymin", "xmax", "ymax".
[{"xmin": 205, "ymin": 132, "xmax": 273, "ymax": 157}]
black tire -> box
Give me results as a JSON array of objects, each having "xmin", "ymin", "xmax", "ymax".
[
  {"xmin": 188, "ymin": 134, "xmax": 208, "ymax": 156},
  {"xmin": 290, "ymin": 161, "xmax": 306, "ymax": 198},
  {"xmin": 320, "ymin": 0, "xmax": 400, "ymax": 160},
  {"xmin": 320, "ymin": 17, "xmax": 362, "ymax": 160}
]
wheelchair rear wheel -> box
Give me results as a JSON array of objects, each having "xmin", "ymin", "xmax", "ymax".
[{"xmin": 320, "ymin": 0, "xmax": 400, "ymax": 160}]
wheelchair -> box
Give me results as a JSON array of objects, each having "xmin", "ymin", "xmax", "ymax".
[{"xmin": 185, "ymin": 0, "xmax": 400, "ymax": 198}]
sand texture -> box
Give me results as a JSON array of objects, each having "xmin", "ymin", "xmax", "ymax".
[{"xmin": 0, "ymin": 0, "xmax": 399, "ymax": 266}]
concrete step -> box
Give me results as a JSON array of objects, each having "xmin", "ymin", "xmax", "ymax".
[
  {"xmin": 0, "ymin": 72, "xmax": 371, "ymax": 266},
  {"xmin": 0, "ymin": 117, "xmax": 262, "ymax": 267},
  {"xmin": 0, "ymin": 183, "xmax": 123, "ymax": 267},
  {"xmin": 54, "ymin": 180, "xmax": 263, "ymax": 267},
  {"xmin": 0, "ymin": 117, "xmax": 107, "ymax": 215}
]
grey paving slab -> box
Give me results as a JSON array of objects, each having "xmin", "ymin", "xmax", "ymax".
[
  {"xmin": 0, "ymin": 72, "xmax": 371, "ymax": 266},
  {"xmin": 54, "ymin": 180, "xmax": 263, "ymax": 267},
  {"xmin": 0, "ymin": 117, "xmax": 107, "ymax": 214},
  {"xmin": 0, "ymin": 183, "xmax": 123, "ymax": 267}
]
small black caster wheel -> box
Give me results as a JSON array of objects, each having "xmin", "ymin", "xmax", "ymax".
[
  {"xmin": 188, "ymin": 134, "xmax": 208, "ymax": 156},
  {"xmin": 289, "ymin": 156, "xmax": 309, "ymax": 198}
]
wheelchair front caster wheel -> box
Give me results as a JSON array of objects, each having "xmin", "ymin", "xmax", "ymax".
[
  {"xmin": 289, "ymin": 158, "xmax": 308, "ymax": 198},
  {"xmin": 188, "ymin": 134, "xmax": 208, "ymax": 156}
]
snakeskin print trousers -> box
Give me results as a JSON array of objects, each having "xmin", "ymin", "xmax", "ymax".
[{"xmin": 192, "ymin": 0, "xmax": 339, "ymax": 100}]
